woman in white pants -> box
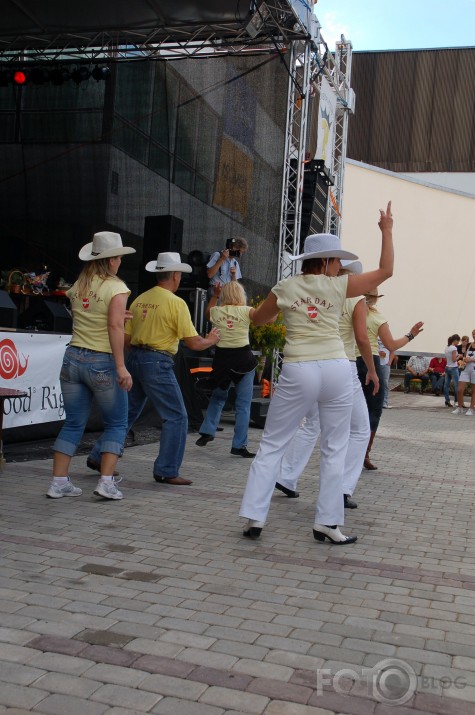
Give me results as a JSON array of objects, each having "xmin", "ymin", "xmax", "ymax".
[
  {"xmin": 454, "ymin": 331, "xmax": 475, "ymax": 414},
  {"xmin": 239, "ymin": 202, "xmax": 394, "ymax": 545},
  {"xmin": 276, "ymin": 260, "xmax": 380, "ymax": 510}
]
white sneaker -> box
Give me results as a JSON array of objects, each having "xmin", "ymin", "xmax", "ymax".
[
  {"xmin": 46, "ymin": 478, "xmax": 82, "ymax": 499},
  {"xmin": 452, "ymin": 407, "xmax": 463, "ymax": 414},
  {"xmin": 466, "ymin": 409, "xmax": 474, "ymax": 416},
  {"xmin": 94, "ymin": 478, "xmax": 123, "ymax": 500}
]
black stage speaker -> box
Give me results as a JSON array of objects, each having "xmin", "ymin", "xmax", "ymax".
[
  {"xmin": 18, "ymin": 299, "xmax": 72, "ymax": 333},
  {"xmin": 250, "ymin": 397, "xmax": 269, "ymax": 429},
  {"xmin": 287, "ymin": 160, "xmax": 334, "ymax": 248},
  {"xmin": 144, "ymin": 215, "xmax": 183, "ymax": 255},
  {"xmin": 139, "ymin": 215, "xmax": 184, "ymax": 294},
  {"xmin": 305, "ymin": 160, "xmax": 335, "ymax": 245},
  {"xmin": 0, "ymin": 290, "xmax": 18, "ymax": 329}
]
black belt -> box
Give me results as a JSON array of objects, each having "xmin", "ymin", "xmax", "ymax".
[{"xmin": 132, "ymin": 345, "xmax": 174, "ymax": 358}]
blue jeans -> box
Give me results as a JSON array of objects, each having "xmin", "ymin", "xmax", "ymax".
[
  {"xmin": 54, "ymin": 346, "xmax": 128, "ymax": 457},
  {"xmin": 444, "ymin": 367, "xmax": 459, "ymax": 403},
  {"xmin": 431, "ymin": 373, "xmax": 445, "ymax": 393},
  {"xmin": 380, "ymin": 363, "xmax": 391, "ymax": 406},
  {"xmin": 91, "ymin": 347, "xmax": 187, "ymax": 477},
  {"xmin": 199, "ymin": 369, "xmax": 255, "ymax": 449}
]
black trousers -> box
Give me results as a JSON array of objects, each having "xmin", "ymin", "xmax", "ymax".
[{"xmin": 356, "ymin": 354, "xmax": 384, "ymax": 433}]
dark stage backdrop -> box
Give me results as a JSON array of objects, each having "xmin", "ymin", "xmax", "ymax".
[{"xmin": 0, "ymin": 55, "xmax": 287, "ymax": 302}]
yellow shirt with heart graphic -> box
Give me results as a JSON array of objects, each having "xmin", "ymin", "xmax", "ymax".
[
  {"xmin": 210, "ymin": 305, "xmax": 252, "ymax": 348},
  {"xmin": 67, "ymin": 275, "xmax": 130, "ymax": 353},
  {"xmin": 272, "ymin": 273, "xmax": 348, "ymax": 362}
]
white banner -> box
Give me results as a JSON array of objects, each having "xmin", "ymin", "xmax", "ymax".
[
  {"xmin": 315, "ymin": 76, "xmax": 337, "ymax": 169},
  {"xmin": 0, "ymin": 332, "xmax": 70, "ymax": 428}
]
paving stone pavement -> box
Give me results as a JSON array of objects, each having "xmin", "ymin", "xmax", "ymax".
[{"xmin": 0, "ymin": 390, "xmax": 474, "ymax": 714}]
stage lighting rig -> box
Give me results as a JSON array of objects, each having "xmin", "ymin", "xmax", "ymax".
[
  {"xmin": 50, "ymin": 67, "xmax": 71, "ymax": 85},
  {"xmin": 91, "ymin": 65, "xmax": 111, "ymax": 81},
  {"xmin": 245, "ymin": 2, "xmax": 270, "ymax": 39},
  {"xmin": 71, "ymin": 66, "xmax": 91, "ymax": 84},
  {"xmin": 13, "ymin": 70, "xmax": 27, "ymax": 85}
]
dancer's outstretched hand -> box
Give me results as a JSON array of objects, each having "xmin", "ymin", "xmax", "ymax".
[{"xmin": 378, "ymin": 200, "xmax": 393, "ymax": 231}]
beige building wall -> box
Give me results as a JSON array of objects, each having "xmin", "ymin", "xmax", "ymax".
[{"xmin": 340, "ymin": 160, "xmax": 475, "ymax": 355}]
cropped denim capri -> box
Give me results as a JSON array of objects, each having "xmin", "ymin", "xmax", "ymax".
[{"xmin": 53, "ymin": 346, "xmax": 128, "ymax": 458}]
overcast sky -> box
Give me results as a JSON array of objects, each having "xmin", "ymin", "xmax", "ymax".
[{"xmin": 315, "ymin": 0, "xmax": 475, "ymax": 51}]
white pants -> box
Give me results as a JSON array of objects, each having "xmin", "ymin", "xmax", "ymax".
[
  {"xmin": 279, "ymin": 362, "xmax": 370, "ymax": 497},
  {"xmin": 239, "ymin": 359, "xmax": 353, "ymax": 526}
]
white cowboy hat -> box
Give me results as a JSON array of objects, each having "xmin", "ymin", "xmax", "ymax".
[
  {"xmin": 145, "ymin": 251, "xmax": 192, "ymax": 273},
  {"xmin": 340, "ymin": 259, "xmax": 363, "ymax": 274},
  {"xmin": 79, "ymin": 231, "xmax": 136, "ymax": 261},
  {"xmin": 290, "ymin": 233, "xmax": 358, "ymax": 261}
]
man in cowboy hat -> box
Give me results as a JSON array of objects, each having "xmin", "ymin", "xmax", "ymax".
[
  {"xmin": 88, "ymin": 251, "xmax": 220, "ymax": 485},
  {"xmin": 127, "ymin": 252, "xmax": 221, "ymax": 484}
]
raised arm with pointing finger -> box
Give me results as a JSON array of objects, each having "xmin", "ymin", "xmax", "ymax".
[{"xmin": 347, "ymin": 201, "xmax": 394, "ymax": 298}]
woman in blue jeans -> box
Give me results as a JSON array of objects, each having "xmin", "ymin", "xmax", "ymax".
[
  {"xmin": 196, "ymin": 281, "xmax": 257, "ymax": 457},
  {"xmin": 46, "ymin": 231, "xmax": 135, "ymax": 501},
  {"xmin": 444, "ymin": 334, "xmax": 460, "ymax": 407}
]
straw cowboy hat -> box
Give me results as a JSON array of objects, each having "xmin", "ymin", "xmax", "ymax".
[
  {"xmin": 145, "ymin": 251, "xmax": 192, "ymax": 273},
  {"xmin": 290, "ymin": 233, "xmax": 358, "ymax": 262},
  {"xmin": 340, "ymin": 259, "xmax": 362, "ymax": 274},
  {"xmin": 79, "ymin": 231, "xmax": 136, "ymax": 261}
]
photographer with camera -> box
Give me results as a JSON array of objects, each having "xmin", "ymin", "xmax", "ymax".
[{"xmin": 206, "ymin": 237, "xmax": 248, "ymax": 296}]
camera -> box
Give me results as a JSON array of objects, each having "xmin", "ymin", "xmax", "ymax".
[{"xmin": 226, "ymin": 238, "xmax": 241, "ymax": 258}]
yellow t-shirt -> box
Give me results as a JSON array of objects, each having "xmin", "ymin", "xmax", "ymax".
[
  {"xmin": 340, "ymin": 296, "xmax": 364, "ymax": 361},
  {"xmin": 67, "ymin": 275, "xmax": 130, "ymax": 353},
  {"xmin": 126, "ymin": 285, "xmax": 197, "ymax": 355},
  {"xmin": 272, "ymin": 273, "xmax": 348, "ymax": 362},
  {"xmin": 210, "ymin": 305, "xmax": 252, "ymax": 348},
  {"xmin": 356, "ymin": 309, "xmax": 388, "ymax": 356}
]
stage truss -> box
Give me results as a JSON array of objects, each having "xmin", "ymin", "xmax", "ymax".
[
  {"xmin": 277, "ymin": 34, "xmax": 353, "ymax": 279},
  {"xmin": 0, "ymin": 1, "xmax": 312, "ymax": 62}
]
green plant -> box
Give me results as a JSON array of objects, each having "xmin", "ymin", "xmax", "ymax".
[{"xmin": 249, "ymin": 296, "xmax": 286, "ymax": 357}]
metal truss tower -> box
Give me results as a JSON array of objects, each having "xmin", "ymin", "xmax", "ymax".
[
  {"xmin": 277, "ymin": 38, "xmax": 312, "ymax": 281},
  {"xmin": 277, "ymin": 33, "xmax": 354, "ymax": 281},
  {"xmin": 321, "ymin": 37, "xmax": 354, "ymax": 238}
]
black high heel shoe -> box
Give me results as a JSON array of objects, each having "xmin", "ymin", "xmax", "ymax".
[
  {"xmin": 313, "ymin": 524, "xmax": 357, "ymax": 545},
  {"xmin": 275, "ymin": 482, "xmax": 299, "ymax": 498},
  {"xmin": 243, "ymin": 519, "xmax": 265, "ymax": 539}
]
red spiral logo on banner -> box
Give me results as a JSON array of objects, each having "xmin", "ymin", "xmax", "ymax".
[{"xmin": 0, "ymin": 339, "xmax": 29, "ymax": 379}]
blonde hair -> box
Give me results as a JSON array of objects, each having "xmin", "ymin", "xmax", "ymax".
[
  {"xmin": 365, "ymin": 295, "xmax": 379, "ymax": 312},
  {"xmin": 220, "ymin": 281, "xmax": 247, "ymax": 306},
  {"xmin": 75, "ymin": 258, "xmax": 120, "ymax": 297}
]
